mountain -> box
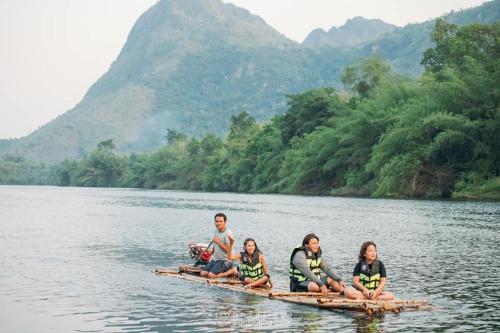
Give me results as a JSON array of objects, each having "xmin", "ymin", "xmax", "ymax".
[
  {"xmin": 1, "ymin": 0, "xmax": 498, "ymax": 162},
  {"xmin": 303, "ymin": 17, "xmax": 397, "ymax": 47},
  {"xmin": 352, "ymin": 0, "xmax": 500, "ymax": 77},
  {"xmin": 3, "ymin": 0, "xmax": 298, "ymax": 162}
]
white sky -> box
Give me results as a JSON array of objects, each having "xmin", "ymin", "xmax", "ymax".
[{"xmin": 0, "ymin": 0, "xmax": 488, "ymax": 139}]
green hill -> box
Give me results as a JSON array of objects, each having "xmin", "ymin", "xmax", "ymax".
[
  {"xmin": 1, "ymin": 0, "xmax": 498, "ymax": 162},
  {"xmin": 354, "ymin": 0, "xmax": 500, "ymax": 76}
]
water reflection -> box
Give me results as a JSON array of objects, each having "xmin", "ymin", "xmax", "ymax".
[
  {"xmin": 353, "ymin": 314, "xmax": 385, "ymax": 333},
  {"xmin": 289, "ymin": 311, "xmax": 323, "ymax": 332},
  {"xmin": 100, "ymin": 195, "xmax": 259, "ymax": 213}
]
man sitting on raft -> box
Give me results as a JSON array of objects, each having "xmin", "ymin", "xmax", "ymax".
[
  {"xmin": 289, "ymin": 233, "xmax": 346, "ymax": 296},
  {"xmin": 200, "ymin": 213, "xmax": 238, "ymax": 278}
]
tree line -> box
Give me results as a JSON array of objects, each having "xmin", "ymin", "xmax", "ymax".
[{"xmin": 1, "ymin": 20, "xmax": 499, "ymax": 200}]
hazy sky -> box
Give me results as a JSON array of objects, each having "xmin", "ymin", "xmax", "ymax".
[{"xmin": 0, "ymin": 0, "xmax": 487, "ymax": 139}]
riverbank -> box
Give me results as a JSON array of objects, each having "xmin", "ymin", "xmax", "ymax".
[
  {"xmin": 1, "ymin": 180, "xmax": 500, "ymax": 202},
  {"xmin": 451, "ymin": 177, "xmax": 500, "ymax": 201}
]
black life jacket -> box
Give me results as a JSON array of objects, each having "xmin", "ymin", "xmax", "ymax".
[{"xmin": 359, "ymin": 259, "xmax": 381, "ymax": 291}]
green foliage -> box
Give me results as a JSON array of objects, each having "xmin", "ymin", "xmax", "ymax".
[
  {"xmin": 422, "ymin": 20, "xmax": 499, "ymax": 75},
  {"xmin": 53, "ymin": 159, "xmax": 77, "ymax": 186},
  {"xmin": 367, "ymin": 20, "xmax": 499, "ymax": 198},
  {"xmin": 277, "ymin": 130, "xmax": 337, "ymax": 193},
  {"xmin": 245, "ymin": 119, "xmax": 285, "ymax": 192},
  {"xmin": 49, "ymin": 141, "xmax": 126, "ymax": 187},
  {"xmin": 0, "ymin": 155, "xmax": 51, "ymax": 185},
  {"xmin": 120, "ymin": 153, "xmax": 150, "ymax": 188},
  {"xmin": 201, "ymin": 112, "xmax": 260, "ymax": 192},
  {"xmin": 97, "ymin": 139, "xmax": 115, "ymax": 151},
  {"xmin": 165, "ymin": 129, "xmax": 187, "ymax": 145},
  {"xmin": 74, "ymin": 148, "xmax": 125, "ymax": 187},
  {"xmin": 453, "ymin": 175, "xmax": 500, "ymax": 200},
  {"xmin": 280, "ymin": 88, "xmax": 345, "ymax": 144},
  {"xmin": 341, "ymin": 57, "xmax": 391, "ymax": 99}
]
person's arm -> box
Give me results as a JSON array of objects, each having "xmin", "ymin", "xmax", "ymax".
[
  {"xmin": 259, "ymin": 254, "xmax": 273, "ymax": 288},
  {"xmin": 208, "ymin": 232, "xmax": 216, "ymax": 254},
  {"xmin": 371, "ymin": 262, "xmax": 387, "ymax": 299},
  {"xmin": 352, "ymin": 276, "xmax": 371, "ymax": 298},
  {"xmin": 292, "ymin": 251, "xmax": 324, "ymax": 286},
  {"xmin": 319, "ymin": 257, "xmax": 343, "ymax": 283},
  {"xmin": 212, "ymin": 235, "xmax": 231, "ymax": 254},
  {"xmin": 227, "ymin": 237, "xmax": 241, "ymax": 260},
  {"xmin": 370, "ymin": 278, "xmax": 387, "ymax": 299},
  {"xmin": 261, "ymin": 254, "xmax": 270, "ymax": 276}
]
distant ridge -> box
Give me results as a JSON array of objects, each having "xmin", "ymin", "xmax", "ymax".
[{"xmin": 303, "ymin": 16, "xmax": 397, "ymax": 47}]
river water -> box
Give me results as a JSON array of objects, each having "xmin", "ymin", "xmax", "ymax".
[{"xmin": 0, "ymin": 186, "xmax": 498, "ymax": 332}]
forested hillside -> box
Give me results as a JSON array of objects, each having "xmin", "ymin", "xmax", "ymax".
[
  {"xmin": 1, "ymin": 0, "xmax": 498, "ymax": 162},
  {"xmin": 3, "ymin": 20, "xmax": 498, "ymax": 200}
]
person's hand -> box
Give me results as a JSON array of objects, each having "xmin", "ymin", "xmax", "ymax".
[
  {"xmin": 320, "ymin": 284, "xmax": 329, "ymax": 297},
  {"xmin": 370, "ymin": 289, "xmax": 380, "ymax": 300},
  {"xmin": 212, "ymin": 236, "xmax": 220, "ymax": 244},
  {"xmin": 244, "ymin": 284, "xmax": 252, "ymax": 289},
  {"xmin": 268, "ymin": 280, "xmax": 273, "ymax": 289},
  {"xmin": 363, "ymin": 289, "xmax": 371, "ymax": 298},
  {"xmin": 339, "ymin": 281, "xmax": 346, "ymax": 292}
]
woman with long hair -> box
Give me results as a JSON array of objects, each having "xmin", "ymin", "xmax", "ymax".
[{"xmin": 228, "ymin": 237, "xmax": 272, "ymax": 289}]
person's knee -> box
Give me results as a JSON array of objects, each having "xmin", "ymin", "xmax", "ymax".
[
  {"xmin": 200, "ymin": 270, "xmax": 208, "ymax": 277},
  {"xmin": 343, "ymin": 287, "xmax": 357, "ymax": 299},
  {"xmin": 254, "ymin": 276, "xmax": 268, "ymax": 286},
  {"xmin": 327, "ymin": 279, "xmax": 341, "ymax": 291},
  {"xmin": 308, "ymin": 282, "xmax": 320, "ymax": 292},
  {"xmin": 384, "ymin": 292, "xmax": 395, "ymax": 300}
]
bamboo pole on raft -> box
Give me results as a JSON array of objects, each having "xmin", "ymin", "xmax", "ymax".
[{"xmin": 152, "ymin": 267, "xmax": 430, "ymax": 313}]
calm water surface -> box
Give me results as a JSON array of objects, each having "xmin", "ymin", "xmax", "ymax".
[{"xmin": 0, "ymin": 186, "xmax": 499, "ymax": 332}]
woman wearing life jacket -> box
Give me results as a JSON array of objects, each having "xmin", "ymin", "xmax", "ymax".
[
  {"xmin": 344, "ymin": 241, "xmax": 395, "ymax": 300},
  {"xmin": 289, "ymin": 233, "xmax": 346, "ymax": 296},
  {"xmin": 228, "ymin": 237, "xmax": 272, "ymax": 289}
]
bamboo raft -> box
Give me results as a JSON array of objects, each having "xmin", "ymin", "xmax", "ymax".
[{"xmin": 153, "ymin": 265, "xmax": 430, "ymax": 315}]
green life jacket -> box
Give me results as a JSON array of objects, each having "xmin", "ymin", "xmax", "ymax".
[
  {"xmin": 239, "ymin": 251, "xmax": 264, "ymax": 281},
  {"xmin": 359, "ymin": 259, "xmax": 380, "ymax": 291},
  {"xmin": 289, "ymin": 246, "xmax": 322, "ymax": 282}
]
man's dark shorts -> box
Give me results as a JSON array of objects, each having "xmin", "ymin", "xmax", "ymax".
[
  {"xmin": 204, "ymin": 260, "xmax": 234, "ymax": 275},
  {"xmin": 290, "ymin": 276, "xmax": 329, "ymax": 292}
]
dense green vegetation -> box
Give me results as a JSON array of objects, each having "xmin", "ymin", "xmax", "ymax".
[
  {"xmin": 0, "ymin": 155, "xmax": 52, "ymax": 185},
  {"xmin": 1, "ymin": 21, "xmax": 499, "ymax": 200},
  {"xmin": 356, "ymin": 0, "xmax": 500, "ymax": 77}
]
